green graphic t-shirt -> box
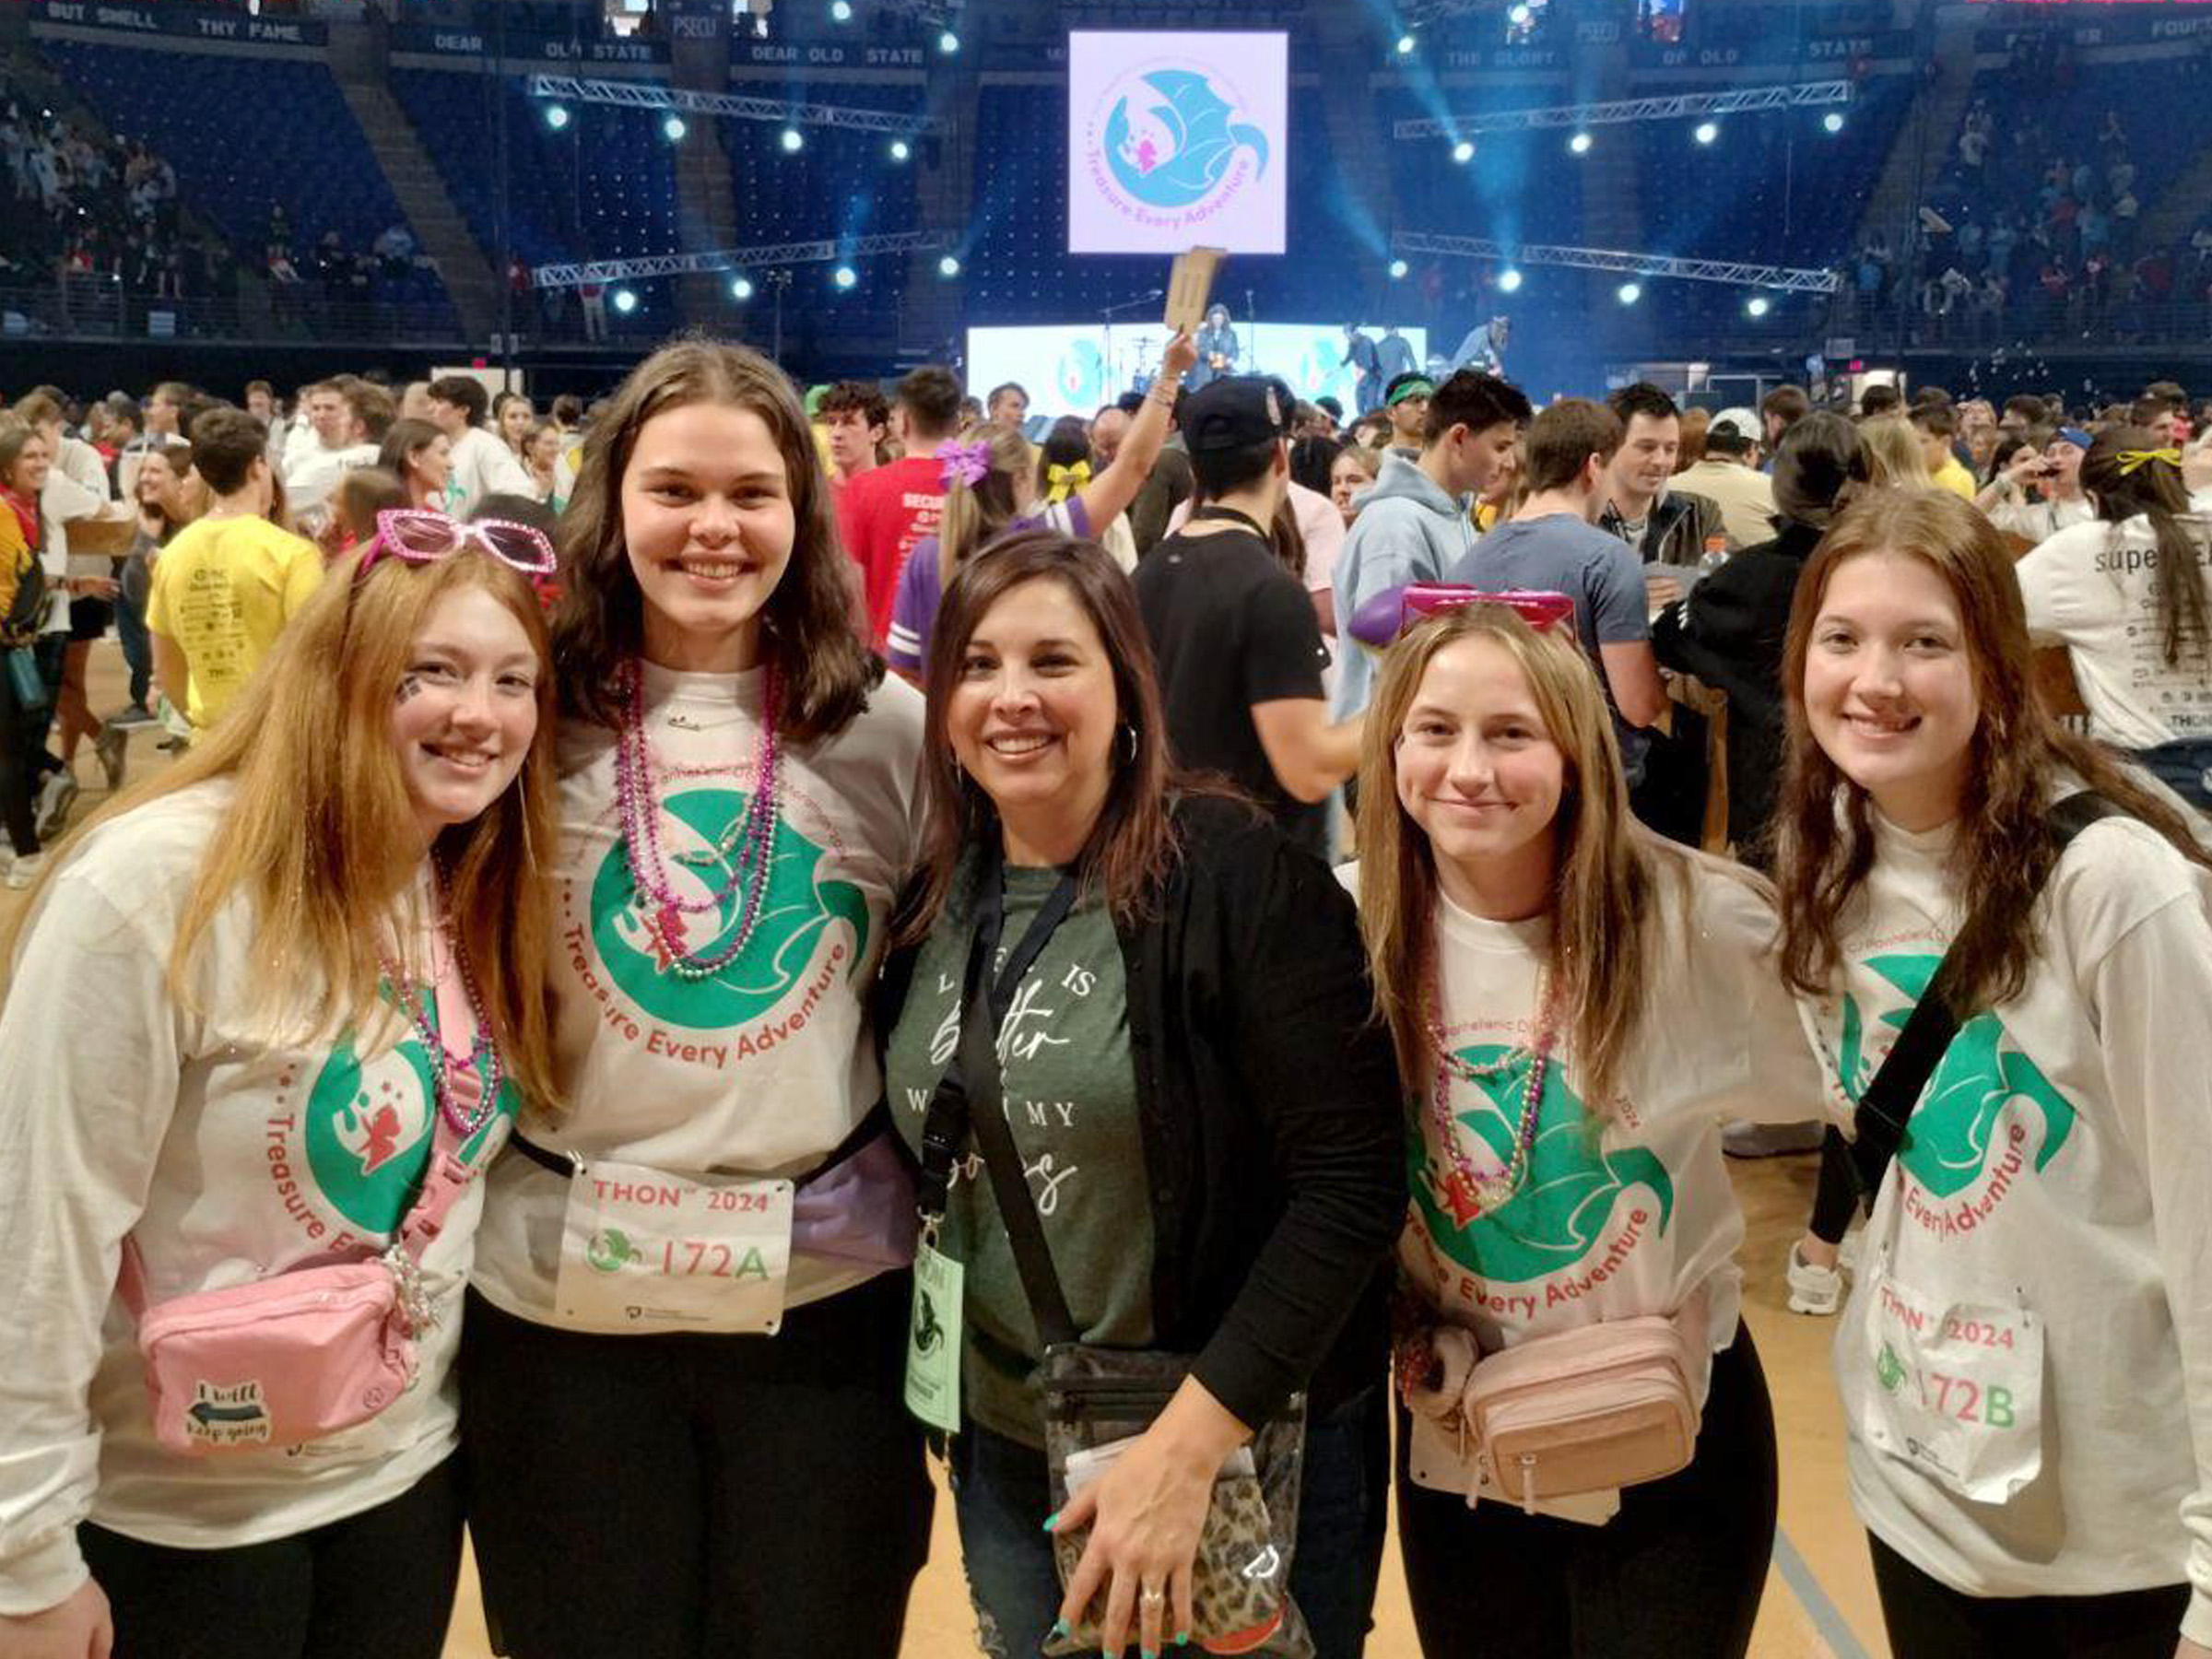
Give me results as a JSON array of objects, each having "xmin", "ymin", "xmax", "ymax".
[{"xmin": 888, "ymin": 862, "xmax": 1153, "ymax": 1446}]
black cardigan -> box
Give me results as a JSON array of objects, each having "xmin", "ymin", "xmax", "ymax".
[
  {"xmin": 874, "ymin": 797, "xmax": 1406, "ymax": 1431},
  {"xmin": 1652, "ymin": 517, "xmax": 1824, "ymax": 853}
]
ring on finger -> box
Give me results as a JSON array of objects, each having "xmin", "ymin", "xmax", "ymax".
[{"xmin": 1139, "ymin": 1582, "xmax": 1167, "ymax": 1609}]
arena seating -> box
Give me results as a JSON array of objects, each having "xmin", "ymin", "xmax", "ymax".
[{"xmin": 41, "ymin": 40, "xmax": 455, "ymax": 330}]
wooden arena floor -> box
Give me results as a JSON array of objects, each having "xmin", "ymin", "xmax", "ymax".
[{"xmin": 8, "ymin": 644, "xmax": 1893, "ymax": 1658}]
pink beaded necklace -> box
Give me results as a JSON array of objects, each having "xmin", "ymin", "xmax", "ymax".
[
  {"xmin": 1423, "ymin": 961, "xmax": 1559, "ymax": 1221},
  {"xmin": 382, "ymin": 895, "xmax": 503, "ymax": 1137},
  {"xmin": 613, "ymin": 656, "xmax": 783, "ymax": 980}
]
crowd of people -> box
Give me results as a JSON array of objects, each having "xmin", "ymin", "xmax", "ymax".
[{"xmin": 0, "ymin": 325, "xmax": 2209, "ymax": 1659}]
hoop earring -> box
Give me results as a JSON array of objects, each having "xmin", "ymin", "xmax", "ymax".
[{"xmin": 1119, "ymin": 724, "xmax": 1138, "ymax": 765}]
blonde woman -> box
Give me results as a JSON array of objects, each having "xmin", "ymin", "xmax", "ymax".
[
  {"xmin": 1859, "ymin": 415, "xmax": 1936, "ymax": 492},
  {"xmin": 1352, "ymin": 601, "xmax": 1827, "ymax": 1657},
  {"xmin": 0, "ymin": 531, "xmax": 560, "ymax": 1658},
  {"xmin": 882, "ymin": 329, "xmax": 1197, "ymax": 677}
]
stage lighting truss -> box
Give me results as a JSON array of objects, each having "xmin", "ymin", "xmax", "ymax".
[
  {"xmin": 1392, "ymin": 78, "xmax": 1852, "ymax": 142},
  {"xmin": 1390, "ymin": 231, "xmax": 1841, "ymax": 295},
  {"xmin": 527, "ymin": 74, "xmax": 941, "ymax": 139},
  {"xmin": 531, "ymin": 229, "xmax": 952, "ymax": 289}
]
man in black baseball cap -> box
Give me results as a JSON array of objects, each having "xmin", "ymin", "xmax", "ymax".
[{"xmin": 1134, "ymin": 377, "xmax": 1360, "ymax": 857}]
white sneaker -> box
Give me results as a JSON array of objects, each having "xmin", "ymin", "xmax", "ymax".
[
  {"xmin": 1786, "ymin": 1241, "xmax": 1846, "ymax": 1316},
  {"xmin": 5, "ymin": 852, "xmax": 47, "ymax": 891},
  {"xmin": 1837, "ymin": 1227, "xmax": 1865, "ymax": 1277}
]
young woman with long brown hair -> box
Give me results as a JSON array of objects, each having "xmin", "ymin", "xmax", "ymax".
[
  {"xmin": 1774, "ymin": 488, "xmax": 2212, "ymax": 1658},
  {"xmin": 877, "ymin": 529, "xmax": 1402, "ymax": 1659},
  {"xmin": 2015, "ymin": 428, "xmax": 2212, "ymax": 807},
  {"xmin": 1354, "ymin": 600, "xmax": 1825, "ymax": 1657},
  {"xmin": 461, "ymin": 336, "xmax": 935, "ymax": 1656},
  {"xmin": 0, "ymin": 533, "xmax": 560, "ymax": 1659}
]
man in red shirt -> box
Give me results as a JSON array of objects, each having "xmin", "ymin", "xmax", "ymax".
[{"xmin": 837, "ymin": 364, "xmax": 960, "ymax": 649}]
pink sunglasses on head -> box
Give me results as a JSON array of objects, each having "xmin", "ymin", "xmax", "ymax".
[{"xmin": 357, "ymin": 508, "xmax": 558, "ymax": 581}]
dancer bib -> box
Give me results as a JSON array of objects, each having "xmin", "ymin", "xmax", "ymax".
[{"xmin": 554, "ymin": 1159, "xmax": 794, "ymax": 1335}]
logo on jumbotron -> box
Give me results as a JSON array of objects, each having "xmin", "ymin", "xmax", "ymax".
[{"xmin": 1082, "ymin": 65, "xmax": 1270, "ymax": 227}]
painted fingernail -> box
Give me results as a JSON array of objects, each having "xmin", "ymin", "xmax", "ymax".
[
  {"xmin": 1175, "ymin": 1634, "xmax": 1192, "ymax": 1648},
  {"xmin": 1144, "ymin": 1649, "xmax": 1159, "ymax": 1659},
  {"xmin": 1052, "ymin": 1618, "xmax": 1070, "ymax": 1638},
  {"xmin": 1041, "ymin": 1512, "xmax": 1060, "ymax": 1532}
]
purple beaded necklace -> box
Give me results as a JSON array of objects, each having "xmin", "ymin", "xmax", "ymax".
[{"xmin": 613, "ymin": 655, "xmax": 783, "ymax": 980}]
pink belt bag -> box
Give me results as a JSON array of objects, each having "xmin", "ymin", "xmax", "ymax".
[
  {"xmin": 120, "ymin": 989, "xmax": 488, "ymax": 1456},
  {"xmin": 1409, "ymin": 1294, "xmax": 1708, "ymax": 1512}
]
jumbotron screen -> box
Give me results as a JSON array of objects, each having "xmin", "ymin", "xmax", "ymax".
[{"xmin": 1066, "ymin": 30, "xmax": 1289, "ymax": 256}]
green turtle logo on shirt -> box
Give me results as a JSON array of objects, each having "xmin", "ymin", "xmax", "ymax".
[
  {"xmin": 1414, "ymin": 1046, "xmax": 1674, "ymax": 1284},
  {"xmin": 590, "ymin": 786, "xmax": 868, "ymax": 1030},
  {"xmin": 1835, "ymin": 953, "xmax": 2077, "ymax": 1200},
  {"xmin": 304, "ymin": 1028, "xmax": 513, "ymax": 1234}
]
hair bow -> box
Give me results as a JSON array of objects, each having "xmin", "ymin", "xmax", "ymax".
[
  {"xmin": 938, "ymin": 439, "xmax": 993, "ymax": 489},
  {"xmin": 2115, "ymin": 447, "xmax": 2182, "ymax": 477},
  {"xmin": 1044, "ymin": 460, "xmax": 1091, "ymax": 503}
]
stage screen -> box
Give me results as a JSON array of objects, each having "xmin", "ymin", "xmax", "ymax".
[
  {"xmin": 966, "ymin": 323, "xmax": 1428, "ymax": 421},
  {"xmin": 1067, "ymin": 31, "xmax": 1288, "ymax": 255}
]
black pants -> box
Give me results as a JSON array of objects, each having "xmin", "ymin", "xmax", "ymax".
[
  {"xmin": 1397, "ymin": 1323, "xmax": 1778, "ymax": 1658},
  {"xmin": 1868, "ymin": 1531, "xmax": 2189, "ymax": 1659},
  {"xmin": 1808, "ymin": 1125, "xmax": 1862, "ymax": 1246},
  {"xmin": 1, "ymin": 646, "xmax": 44, "ymax": 855},
  {"xmin": 79, "ymin": 1454, "xmax": 464, "ymax": 1659},
  {"xmin": 462, "ymin": 1272, "xmax": 933, "ymax": 1658}
]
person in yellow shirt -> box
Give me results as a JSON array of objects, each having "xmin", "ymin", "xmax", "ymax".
[
  {"xmin": 1910, "ymin": 403, "xmax": 1979, "ymax": 500},
  {"xmin": 146, "ymin": 408, "xmax": 323, "ymax": 736}
]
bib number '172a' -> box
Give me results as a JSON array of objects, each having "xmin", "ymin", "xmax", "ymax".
[{"xmin": 554, "ymin": 1159, "xmax": 794, "ymax": 1335}]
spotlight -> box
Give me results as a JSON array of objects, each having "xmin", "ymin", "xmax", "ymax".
[
  {"xmin": 1823, "ymin": 112, "xmax": 1845, "ymax": 135},
  {"xmin": 611, "ymin": 288, "xmax": 639, "ymax": 314},
  {"xmin": 889, "ymin": 138, "xmax": 912, "ymax": 161},
  {"xmin": 1388, "ymin": 258, "xmax": 1409, "ymax": 280},
  {"xmin": 1569, "ymin": 131, "xmax": 1593, "ymax": 156},
  {"xmin": 544, "ymin": 104, "xmax": 571, "ymax": 131},
  {"xmin": 1498, "ymin": 267, "xmax": 1524, "ymax": 293},
  {"xmin": 938, "ymin": 29, "xmax": 959, "ymax": 53},
  {"xmin": 1452, "ymin": 140, "xmax": 1475, "ymax": 164},
  {"xmin": 1617, "ymin": 281, "xmax": 1641, "ymax": 305},
  {"xmin": 1396, "ymin": 34, "xmax": 1417, "ymax": 56},
  {"xmin": 938, "ymin": 254, "xmax": 961, "ymax": 277},
  {"xmin": 662, "ymin": 115, "xmax": 687, "ymax": 142},
  {"xmin": 833, "ymin": 265, "xmax": 858, "ymax": 289},
  {"xmin": 731, "ymin": 276, "xmax": 754, "ymax": 300},
  {"xmin": 1508, "ymin": 3, "xmax": 1534, "ymax": 24},
  {"xmin": 781, "ymin": 127, "xmax": 805, "ymax": 153},
  {"xmin": 1746, "ymin": 295, "xmax": 1771, "ymax": 318},
  {"xmin": 1694, "ymin": 121, "xmax": 1719, "ymax": 146},
  {"xmin": 830, "ymin": 0, "xmax": 852, "ymax": 18}
]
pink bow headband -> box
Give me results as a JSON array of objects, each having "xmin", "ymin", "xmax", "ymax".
[{"xmin": 939, "ymin": 439, "xmax": 993, "ymax": 488}]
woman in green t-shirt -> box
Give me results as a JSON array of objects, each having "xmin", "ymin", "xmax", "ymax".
[{"xmin": 878, "ymin": 528, "xmax": 1405, "ymax": 1659}]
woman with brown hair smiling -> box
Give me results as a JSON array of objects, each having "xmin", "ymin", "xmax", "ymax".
[{"xmin": 878, "ymin": 528, "xmax": 1402, "ymax": 1659}]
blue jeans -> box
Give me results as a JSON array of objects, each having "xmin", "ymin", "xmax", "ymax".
[
  {"xmin": 116, "ymin": 553, "xmax": 152, "ymax": 710},
  {"xmin": 947, "ymin": 1384, "xmax": 1389, "ymax": 1658}
]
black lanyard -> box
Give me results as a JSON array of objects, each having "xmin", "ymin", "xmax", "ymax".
[
  {"xmin": 1187, "ymin": 504, "xmax": 1270, "ymax": 540},
  {"xmin": 915, "ymin": 848, "xmax": 1079, "ymax": 1225}
]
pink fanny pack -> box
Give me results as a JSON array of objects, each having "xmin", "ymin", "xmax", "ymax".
[
  {"xmin": 1407, "ymin": 1294, "xmax": 1708, "ymax": 1512},
  {"xmin": 121, "ymin": 978, "xmax": 489, "ymax": 1457}
]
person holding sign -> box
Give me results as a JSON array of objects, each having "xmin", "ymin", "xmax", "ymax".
[
  {"xmin": 880, "ymin": 530, "xmax": 1402, "ymax": 1659},
  {"xmin": 1351, "ymin": 597, "xmax": 1828, "ymax": 1657},
  {"xmin": 0, "ymin": 524, "xmax": 560, "ymax": 1659},
  {"xmin": 462, "ymin": 339, "xmax": 934, "ymax": 1656},
  {"xmin": 1773, "ymin": 490, "xmax": 2212, "ymax": 1659}
]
